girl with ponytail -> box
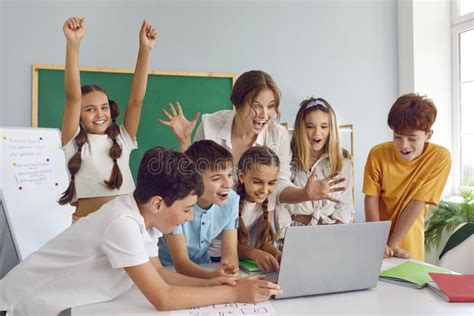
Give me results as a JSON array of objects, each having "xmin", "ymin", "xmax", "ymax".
[
  {"xmin": 237, "ymin": 146, "xmax": 282, "ymax": 272},
  {"xmin": 59, "ymin": 17, "xmax": 157, "ymax": 223}
]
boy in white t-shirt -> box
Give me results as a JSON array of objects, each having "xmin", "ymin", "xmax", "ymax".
[{"xmin": 0, "ymin": 147, "xmax": 281, "ymax": 316}]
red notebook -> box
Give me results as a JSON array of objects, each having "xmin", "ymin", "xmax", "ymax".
[{"xmin": 428, "ymin": 273, "xmax": 474, "ymax": 302}]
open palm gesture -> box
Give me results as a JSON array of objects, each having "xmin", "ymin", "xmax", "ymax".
[
  {"xmin": 158, "ymin": 102, "xmax": 200, "ymax": 143},
  {"xmin": 305, "ymin": 170, "xmax": 346, "ymax": 203}
]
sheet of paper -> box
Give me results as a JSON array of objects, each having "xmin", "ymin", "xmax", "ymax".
[
  {"xmin": 5, "ymin": 135, "xmax": 55, "ymax": 189},
  {"xmin": 170, "ymin": 302, "xmax": 275, "ymax": 316}
]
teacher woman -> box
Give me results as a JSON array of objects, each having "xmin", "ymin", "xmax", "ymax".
[{"xmin": 159, "ymin": 70, "xmax": 345, "ymax": 204}]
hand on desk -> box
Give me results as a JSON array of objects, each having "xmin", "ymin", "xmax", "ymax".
[
  {"xmin": 235, "ymin": 275, "xmax": 282, "ymax": 303},
  {"xmin": 384, "ymin": 245, "xmax": 411, "ymax": 259},
  {"xmin": 254, "ymin": 249, "xmax": 280, "ymax": 272}
]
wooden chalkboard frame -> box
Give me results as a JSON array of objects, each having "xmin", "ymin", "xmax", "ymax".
[
  {"xmin": 32, "ymin": 64, "xmax": 236, "ymax": 178},
  {"xmin": 32, "ymin": 64, "xmax": 236, "ymax": 127}
]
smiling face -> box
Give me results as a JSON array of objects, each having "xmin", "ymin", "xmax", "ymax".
[
  {"xmin": 304, "ymin": 109, "xmax": 330, "ymax": 157},
  {"xmin": 237, "ymin": 88, "xmax": 276, "ymax": 134},
  {"xmin": 197, "ymin": 163, "xmax": 234, "ymax": 208},
  {"xmin": 238, "ymin": 163, "xmax": 278, "ymax": 204},
  {"xmin": 80, "ymin": 90, "xmax": 111, "ymax": 134},
  {"xmin": 150, "ymin": 193, "xmax": 197, "ymax": 234},
  {"xmin": 393, "ymin": 130, "xmax": 432, "ymax": 162}
]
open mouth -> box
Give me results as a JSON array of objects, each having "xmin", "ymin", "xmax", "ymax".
[
  {"xmin": 311, "ymin": 138, "xmax": 322, "ymax": 145},
  {"xmin": 93, "ymin": 119, "xmax": 107, "ymax": 125},
  {"xmin": 217, "ymin": 191, "xmax": 229, "ymax": 200},
  {"xmin": 252, "ymin": 119, "xmax": 268, "ymax": 131},
  {"xmin": 400, "ymin": 149, "xmax": 412, "ymax": 156}
]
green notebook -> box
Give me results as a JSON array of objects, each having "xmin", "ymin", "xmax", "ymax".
[
  {"xmin": 239, "ymin": 259, "xmax": 262, "ymax": 273},
  {"xmin": 379, "ymin": 261, "xmax": 452, "ymax": 289}
]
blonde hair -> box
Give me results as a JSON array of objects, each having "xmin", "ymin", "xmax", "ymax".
[{"xmin": 291, "ymin": 97, "xmax": 350, "ymax": 173}]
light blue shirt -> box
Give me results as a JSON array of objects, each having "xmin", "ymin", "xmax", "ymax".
[{"xmin": 158, "ymin": 190, "xmax": 239, "ymax": 266}]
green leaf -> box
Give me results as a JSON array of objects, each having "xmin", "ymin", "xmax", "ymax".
[{"xmin": 425, "ymin": 189, "xmax": 474, "ymax": 251}]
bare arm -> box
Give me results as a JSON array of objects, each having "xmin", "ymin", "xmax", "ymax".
[
  {"xmin": 124, "ymin": 260, "xmax": 281, "ymax": 310},
  {"xmin": 238, "ymin": 244, "xmax": 279, "ymax": 272},
  {"xmin": 388, "ymin": 200, "xmax": 426, "ymax": 255},
  {"xmin": 166, "ymin": 233, "xmax": 219, "ymax": 279},
  {"xmin": 364, "ymin": 195, "xmax": 380, "ymax": 222},
  {"xmin": 123, "ymin": 20, "xmax": 157, "ymax": 140},
  {"xmin": 364, "ymin": 195, "xmax": 395, "ymax": 257},
  {"xmin": 220, "ymin": 229, "xmax": 239, "ymax": 268},
  {"xmin": 280, "ymin": 171, "xmax": 346, "ymax": 204},
  {"xmin": 237, "ymin": 213, "xmax": 280, "ymax": 272},
  {"xmin": 61, "ymin": 17, "xmax": 86, "ymax": 145},
  {"xmin": 149, "ymin": 257, "xmax": 236, "ymax": 287}
]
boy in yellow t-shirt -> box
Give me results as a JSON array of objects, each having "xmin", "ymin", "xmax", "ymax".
[{"xmin": 363, "ymin": 93, "xmax": 451, "ymax": 261}]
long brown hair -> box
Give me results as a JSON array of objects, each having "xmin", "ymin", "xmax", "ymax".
[
  {"xmin": 58, "ymin": 84, "xmax": 123, "ymax": 205},
  {"xmin": 237, "ymin": 146, "xmax": 280, "ymax": 249},
  {"xmin": 230, "ymin": 70, "xmax": 281, "ymax": 122}
]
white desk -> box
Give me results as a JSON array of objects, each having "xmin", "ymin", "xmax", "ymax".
[{"xmin": 72, "ymin": 258, "xmax": 474, "ymax": 315}]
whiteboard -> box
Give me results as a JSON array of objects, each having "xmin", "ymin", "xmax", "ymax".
[{"xmin": 0, "ymin": 127, "xmax": 73, "ymax": 260}]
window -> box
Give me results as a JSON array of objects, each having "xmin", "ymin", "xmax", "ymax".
[
  {"xmin": 452, "ymin": 0, "xmax": 474, "ymax": 191},
  {"xmin": 459, "ymin": 0, "xmax": 474, "ymax": 16}
]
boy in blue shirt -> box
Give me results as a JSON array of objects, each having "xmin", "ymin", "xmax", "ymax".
[
  {"xmin": 0, "ymin": 147, "xmax": 281, "ymax": 315},
  {"xmin": 159, "ymin": 140, "xmax": 240, "ymax": 279}
]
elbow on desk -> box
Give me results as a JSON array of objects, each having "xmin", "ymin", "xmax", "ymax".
[
  {"xmin": 150, "ymin": 286, "xmax": 184, "ymax": 311},
  {"xmin": 149, "ymin": 288, "xmax": 172, "ymax": 311},
  {"xmin": 153, "ymin": 301, "xmax": 172, "ymax": 312}
]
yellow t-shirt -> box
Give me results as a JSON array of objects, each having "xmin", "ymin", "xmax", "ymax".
[{"xmin": 363, "ymin": 142, "xmax": 451, "ymax": 261}]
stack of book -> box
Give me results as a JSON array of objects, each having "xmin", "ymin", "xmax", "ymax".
[{"xmin": 379, "ymin": 261, "xmax": 474, "ymax": 302}]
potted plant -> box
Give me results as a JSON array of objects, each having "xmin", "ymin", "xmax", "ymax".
[{"xmin": 425, "ymin": 190, "xmax": 474, "ymax": 252}]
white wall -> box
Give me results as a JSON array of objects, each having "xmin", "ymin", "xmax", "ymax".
[
  {"xmin": 398, "ymin": 0, "xmax": 453, "ymax": 194},
  {"xmin": 0, "ymin": 0, "xmax": 399, "ymax": 221},
  {"xmin": 398, "ymin": 0, "xmax": 453, "ymax": 265},
  {"xmin": 0, "ymin": 0, "xmax": 3, "ymax": 125}
]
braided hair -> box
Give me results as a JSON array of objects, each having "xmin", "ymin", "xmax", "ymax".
[
  {"xmin": 58, "ymin": 84, "xmax": 123, "ymax": 205},
  {"xmin": 237, "ymin": 146, "xmax": 280, "ymax": 250}
]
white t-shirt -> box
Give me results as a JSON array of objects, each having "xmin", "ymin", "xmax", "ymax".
[
  {"xmin": 284, "ymin": 153, "xmax": 354, "ymax": 225},
  {"xmin": 0, "ymin": 194, "xmax": 161, "ymax": 316},
  {"xmin": 63, "ymin": 125, "xmax": 137, "ymax": 203},
  {"xmin": 240, "ymin": 199, "xmax": 287, "ymax": 245},
  {"xmin": 194, "ymin": 110, "xmax": 296, "ymax": 200}
]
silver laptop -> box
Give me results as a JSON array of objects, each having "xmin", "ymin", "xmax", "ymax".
[{"xmin": 268, "ymin": 221, "xmax": 390, "ymax": 299}]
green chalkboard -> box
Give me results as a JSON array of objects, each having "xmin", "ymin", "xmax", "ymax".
[{"xmin": 33, "ymin": 64, "xmax": 235, "ymax": 179}]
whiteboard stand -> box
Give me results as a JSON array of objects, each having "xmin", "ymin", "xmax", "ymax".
[
  {"xmin": 0, "ymin": 127, "xmax": 74, "ymax": 261},
  {"xmin": 0, "ymin": 196, "xmax": 19, "ymax": 278}
]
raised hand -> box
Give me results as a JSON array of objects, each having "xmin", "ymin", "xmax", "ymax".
[
  {"xmin": 235, "ymin": 275, "xmax": 282, "ymax": 303},
  {"xmin": 140, "ymin": 20, "xmax": 157, "ymax": 50},
  {"xmin": 158, "ymin": 102, "xmax": 200, "ymax": 144},
  {"xmin": 304, "ymin": 170, "xmax": 346, "ymax": 203},
  {"xmin": 63, "ymin": 17, "xmax": 86, "ymax": 42}
]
